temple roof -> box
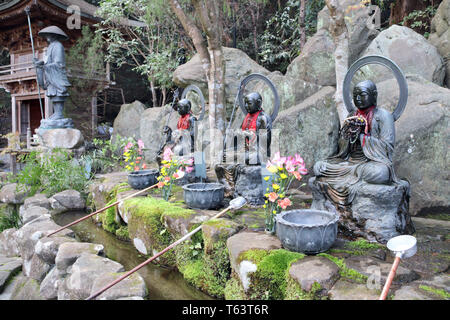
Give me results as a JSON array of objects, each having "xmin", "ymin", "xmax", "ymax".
[{"xmin": 0, "ymin": 0, "xmax": 145, "ymax": 27}]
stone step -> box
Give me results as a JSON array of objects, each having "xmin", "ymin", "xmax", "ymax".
[{"xmin": 0, "ymin": 255, "xmax": 22, "ymax": 293}]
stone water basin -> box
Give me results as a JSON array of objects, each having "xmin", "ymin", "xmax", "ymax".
[
  {"xmin": 182, "ymin": 183, "xmax": 224, "ymax": 210},
  {"xmin": 275, "ymin": 209, "xmax": 339, "ymax": 254}
]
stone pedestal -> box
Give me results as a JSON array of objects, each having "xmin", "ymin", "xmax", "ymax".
[
  {"xmin": 36, "ymin": 128, "xmax": 84, "ymax": 150},
  {"xmin": 234, "ymin": 165, "xmax": 264, "ymax": 206},
  {"xmin": 309, "ymin": 177, "xmax": 415, "ymax": 243}
]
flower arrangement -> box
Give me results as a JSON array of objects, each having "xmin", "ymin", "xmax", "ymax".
[
  {"xmin": 123, "ymin": 138, "xmax": 147, "ymax": 172},
  {"xmin": 263, "ymin": 152, "xmax": 308, "ymax": 233},
  {"xmin": 157, "ymin": 148, "xmax": 194, "ymax": 201}
]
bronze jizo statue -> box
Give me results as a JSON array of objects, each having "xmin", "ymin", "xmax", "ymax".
[
  {"xmin": 312, "ymin": 80, "xmax": 400, "ymax": 205},
  {"xmin": 34, "ymin": 26, "xmax": 72, "ymax": 129},
  {"xmin": 215, "ymin": 92, "xmax": 272, "ymax": 199},
  {"xmin": 157, "ymin": 98, "xmax": 196, "ymax": 166}
]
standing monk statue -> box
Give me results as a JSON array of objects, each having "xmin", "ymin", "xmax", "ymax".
[{"xmin": 33, "ymin": 26, "xmax": 73, "ymax": 128}]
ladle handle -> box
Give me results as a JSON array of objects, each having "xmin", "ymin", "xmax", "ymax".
[{"xmin": 379, "ymin": 256, "xmax": 401, "ymax": 300}]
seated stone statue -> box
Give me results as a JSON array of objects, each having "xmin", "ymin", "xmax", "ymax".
[
  {"xmin": 309, "ymin": 80, "xmax": 414, "ymax": 242},
  {"xmin": 215, "ymin": 92, "xmax": 272, "ymax": 202},
  {"xmin": 156, "ymin": 99, "xmax": 196, "ymax": 166}
]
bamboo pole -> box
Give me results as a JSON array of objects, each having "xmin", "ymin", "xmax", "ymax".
[{"xmin": 46, "ymin": 183, "xmax": 158, "ymax": 238}]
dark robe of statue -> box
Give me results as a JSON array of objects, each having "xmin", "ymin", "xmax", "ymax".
[
  {"xmin": 215, "ymin": 92, "xmax": 272, "ymax": 198},
  {"xmin": 34, "ymin": 26, "xmax": 70, "ymax": 122},
  {"xmin": 313, "ymin": 80, "xmax": 407, "ymax": 206},
  {"xmin": 157, "ymin": 99, "xmax": 196, "ymax": 166}
]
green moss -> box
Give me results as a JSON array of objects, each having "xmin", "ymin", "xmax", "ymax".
[
  {"xmin": 419, "ymin": 285, "xmax": 450, "ymax": 299},
  {"xmin": 203, "ymin": 218, "xmax": 233, "ymax": 229},
  {"xmin": 115, "ymin": 226, "xmax": 129, "ymax": 240},
  {"xmin": 344, "ymin": 239, "xmax": 385, "ymax": 251},
  {"xmin": 318, "ymin": 253, "xmax": 368, "ymax": 284},
  {"xmin": 101, "ymin": 200, "xmax": 119, "ymax": 234},
  {"xmin": 224, "ymin": 276, "xmax": 247, "ymax": 300},
  {"xmin": 176, "ymin": 225, "xmax": 231, "ymax": 299},
  {"xmin": 124, "ymin": 196, "xmax": 195, "ymax": 266},
  {"xmin": 238, "ymin": 249, "xmax": 270, "ymax": 265},
  {"xmin": 246, "ymin": 249, "xmax": 305, "ymax": 300},
  {"xmin": 285, "ymin": 277, "xmax": 325, "ymax": 300}
]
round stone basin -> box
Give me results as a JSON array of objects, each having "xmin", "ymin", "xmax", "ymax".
[
  {"xmin": 275, "ymin": 209, "xmax": 339, "ymax": 255},
  {"xmin": 182, "ymin": 183, "xmax": 224, "ymax": 209},
  {"xmin": 128, "ymin": 169, "xmax": 159, "ymax": 190}
]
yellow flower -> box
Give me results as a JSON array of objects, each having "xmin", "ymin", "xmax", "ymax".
[
  {"xmin": 273, "ymin": 210, "xmax": 277, "ymax": 214},
  {"xmin": 280, "ymin": 173, "xmax": 287, "ymax": 179},
  {"xmin": 126, "ymin": 165, "xmax": 131, "ymax": 170},
  {"xmin": 263, "ymin": 204, "xmax": 267, "ymax": 208},
  {"xmin": 268, "ymin": 166, "xmax": 278, "ymax": 174},
  {"xmin": 264, "ymin": 193, "xmax": 269, "ymax": 197},
  {"xmin": 278, "ymin": 167, "xmax": 283, "ymax": 171},
  {"xmin": 161, "ymin": 160, "xmax": 168, "ymax": 164},
  {"xmin": 130, "ymin": 162, "xmax": 135, "ymax": 166},
  {"xmin": 265, "ymin": 200, "xmax": 268, "ymax": 204},
  {"xmin": 272, "ymin": 184, "xmax": 280, "ymax": 191},
  {"xmin": 279, "ymin": 194, "xmax": 285, "ymax": 198},
  {"xmin": 264, "ymin": 176, "xmax": 270, "ymax": 181}
]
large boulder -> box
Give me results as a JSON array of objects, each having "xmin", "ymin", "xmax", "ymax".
[
  {"xmin": 0, "ymin": 228, "xmax": 19, "ymax": 257},
  {"xmin": 23, "ymin": 194, "xmax": 51, "ymax": 211},
  {"xmin": 49, "ymin": 189, "xmax": 86, "ymax": 214},
  {"xmin": 0, "ymin": 183, "xmax": 28, "ymax": 204},
  {"xmin": 360, "ymin": 25, "xmax": 445, "ymax": 86},
  {"xmin": 316, "ymin": 0, "xmax": 380, "ymax": 64},
  {"xmin": 0, "ymin": 256, "xmax": 22, "ymax": 292},
  {"xmin": 20, "ymin": 206, "xmax": 50, "ymax": 225},
  {"xmin": 139, "ymin": 104, "xmax": 182, "ymax": 161},
  {"xmin": 377, "ymin": 75, "xmax": 450, "ymax": 215},
  {"xmin": 173, "ymin": 47, "xmax": 271, "ymax": 111},
  {"xmin": 272, "ymin": 86, "xmax": 340, "ymax": 174},
  {"xmin": 286, "ymin": 29, "xmax": 336, "ymax": 86},
  {"xmin": 112, "ymin": 101, "xmax": 146, "ymax": 140},
  {"xmin": 58, "ymin": 252, "xmax": 125, "ymax": 300},
  {"xmin": 429, "ymin": 0, "xmax": 450, "ymax": 88},
  {"xmin": 90, "ymin": 272, "xmax": 147, "ymax": 300}
]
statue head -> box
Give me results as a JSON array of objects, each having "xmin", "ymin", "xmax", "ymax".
[
  {"xmin": 244, "ymin": 92, "xmax": 262, "ymax": 114},
  {"xmin": 177, "ymin": 99, "xmax": 191, "ymax": 116},
  {"xmin": 38, "ymin": 26, "xmax": 69, "ymax": 43},
  {"xmin": 353, "ymin": 80, "xmax": 377, "ymax": 110}
]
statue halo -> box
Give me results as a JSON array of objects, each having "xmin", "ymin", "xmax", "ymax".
[
  {"xmin": 343, "ymin": 55, "xmax": 408, "ymax": 122},
  {"xmin": 181, "ymin": 85, "xmax": 206, "ymax": 121},
  {"xmin": 238, "ymin": 73, "xmax": 280, "ymax": 122}
]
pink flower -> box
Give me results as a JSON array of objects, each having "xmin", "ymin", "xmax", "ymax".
[
  {"xmin": 124, "ymin": 141, "xmax": 133, "ymax": 153},
  {"xmin": 272, "ymin": 152, "xmax": 286, "ymax": 167},
  {"xmin": 163, "ymin": 148, "xmax": 173, "ymax": 161},
  {"xmin": 137, "ymin": 139, "xmax": 145, "ymax": 149},
  {"xmin": 268, "ymin": 192, "xmax": 278, "ymax": 203},
  {"xmin": 164, "ymin": 176, "xmax": 171, "ymax": 182},
  {"xmin": 285, "ymin": 157, "xmax": 296, "ymax": 173},
  {"xmin": 277, "ymin": 198, "xmax": 292, "ymax": 210},
  {"xmin": 293, "ymin": 171, "xmax": 302, "ymax": 181},
  {"xmin": 294, "ymin": 154, "xmax": 304, "ymax": 166},
  {"xmin": 297, "ymin": 164, "xmax": 308, "ymax": 175},
  {"xmin": 157, "ymin": 182, "xmax": 165, "ymax": 188},
  {"xmin": 186, "ymin": 166, "xmax": 194, "ymax": 173}
]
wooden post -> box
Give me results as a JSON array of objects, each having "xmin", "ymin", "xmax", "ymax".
[
  {"xmin": 91, "ymin": 96, "xmax": 97, "ymax": 138},
  {"xmin": 11, "ymin": 95, "xmax": 17, "ymax": 133}
]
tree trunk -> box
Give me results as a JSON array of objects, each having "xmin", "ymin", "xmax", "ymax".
[
  {"xmin": 193, "ymin": 0, "xmax": 226, "ymax": 139},
  {"xmin": 149, "ymin": 79, "xmax": 158, "ymax": 108},
  {"xmin": 299, "ymin": 0, "xmax": 307, "ymax": 49},
  {"xmin": 326, "ymin": 0, "xmax": 350, "ymax": 124},
  {"xmin": 249, "ymin": 7, "xmax": 259, "ymax": 62},
  {"xmin": 169, "ymin": 0, "xmax": 226, "ymax": 160}
]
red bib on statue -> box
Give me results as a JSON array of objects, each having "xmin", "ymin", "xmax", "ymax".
[
  {"xmin": 177, "ymin": 114, "xmax": 191, "ymax": 130},
  {"xmin": 241, "ymin": 111, "xmax": 261, "ymax": 131}
]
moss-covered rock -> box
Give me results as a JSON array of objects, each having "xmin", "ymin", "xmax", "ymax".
[
  {"xmin": 124, "ymin": 196, "xmax": 196, "ymax": 267},
  {"xmin": 202, "ymin": 218, "xmax": 241, "ymax": 254},
  {"xmin": 244, "ymin": 249, "xmax": 305, "ymax": 300}
]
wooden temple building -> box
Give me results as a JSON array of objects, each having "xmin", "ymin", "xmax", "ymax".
[{"xmin": 0, "ymin": 0, "xmax": 144, "ymax": 141}]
